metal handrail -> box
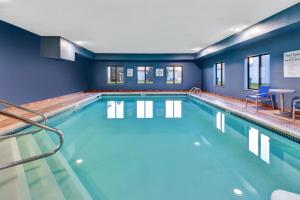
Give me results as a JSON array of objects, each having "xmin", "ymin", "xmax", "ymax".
[
  {"xmin": 0, "ymin": 111, "xmax": 63, "ymax": 170},
  {"xmin": 0, "ymin": 100, "xmax": 48, "ymax": 138},
  {"xmin": 188, "ymin": 87, "xmax": 202, "ymax": 96},
  {"xmin": 189, "ymin": 87, "xmax": 201, "ymax": 93},
  {"xmin": 0, "ymin": 99, "xmax": 47, "ymax": 124}
]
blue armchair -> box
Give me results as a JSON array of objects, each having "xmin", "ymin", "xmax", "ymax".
[
  {"xmin": 293, "ymin": 99, "xmax": 300, "ymax": 123},
  {"xmin": 245, "ymin": 86, "xmax": 274, "ymax": 110}
]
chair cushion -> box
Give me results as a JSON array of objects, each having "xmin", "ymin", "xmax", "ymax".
[{"xmin": 259, "ymin": 86, "xmax": 270, "ymax": 94}]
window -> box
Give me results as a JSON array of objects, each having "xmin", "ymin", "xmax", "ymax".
[
  {"xmin": 165, "ymin": 100, "xmax": 182, "ymax": 118},
  {"xmin": 137, "ymin": 66, "xmax": 154, "ymax": 84},
  {"xmin": 107, "ymin": 66, "xmax": 124, "ymax": 84},
  {"xmin": 166, "ymin": 66, "xmax": 182, "ymax": 84},
  {"xmin": 215, "ymin": 62, "xmax": 225, "ymax": 86},
  {"xmin": 247, "ymin": 54, "xmax": 270, "ymax": 90},
  {"xmin": 136, "ymin": 101, "xmax": 153, "ymax": 118}
]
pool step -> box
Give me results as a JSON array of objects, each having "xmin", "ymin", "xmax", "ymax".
[
  {"xmin": 33, "ymin": 130, "xmax": 92, "ymax": 200},
  {"xmin": 17, "ymin": 134, "xmax": 65, "ymax": 200},
  {"xmin": 0, "ymin": 138, "xmax": 31, "ymax": 200}
]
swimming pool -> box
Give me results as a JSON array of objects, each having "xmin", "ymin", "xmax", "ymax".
[{"xmin": 36, "ymin": 95, "xmax": 300, "ymax": 199}]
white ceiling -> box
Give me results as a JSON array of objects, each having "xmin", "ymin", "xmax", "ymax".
[{"xmin": 0, "ymin": 0, "xmax": 299, "ymax": 53}]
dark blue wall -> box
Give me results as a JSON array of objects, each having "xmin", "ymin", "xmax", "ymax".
[
  {"xmin": 198, "ymin": 23, "xmax": 300, "ymax": 109},
  {"xmin": 88, "ymin": 61, "xmax": 201, "ymax": 90},
  {"xmin": 0, "ymin": 20, "xmax": 91, "ymax": 105},
  {"xmin": 0, "ymin": 19, "xmax": 201, "ymax": 107}
]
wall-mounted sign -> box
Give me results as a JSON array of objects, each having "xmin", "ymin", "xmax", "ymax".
[
  {"xmin": 156, "ymin": 69, "xmax": 164, "ymax": 77},
  {"xmin": 127, "ymin": 68, "xmax": 133, "ymax": 77},
  {"xmin": 284, "ymin": 50, "xmax": 300, "ymax": 77}
]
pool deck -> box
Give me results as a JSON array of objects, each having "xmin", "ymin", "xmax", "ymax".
[
  {"xmin": 0, "ymin": 91, "xmax": 300, "ymax": 140},
  {"xmin": 0, "ymin": 92, "xmax": 100, "ymax": 135},
  {"xmin": 192, "ymin": 92, "xmax": 300, "ymax": 141}
]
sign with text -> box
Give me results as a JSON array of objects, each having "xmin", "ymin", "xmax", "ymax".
[
  {"xmin": 127, "ymin": 69, "xmax": 133, "ymax": 77},
  {"xmin": 284, "ymin": 50, "xmax": 300, "ymax": 77},
  {"xmin": 156, "ymin": 69, "xmax": 164, "ymax": 77}
]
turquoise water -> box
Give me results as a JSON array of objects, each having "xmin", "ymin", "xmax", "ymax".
[{"xmin": 53, "ymin": 95, "xmax": 300, "ymax": 200}]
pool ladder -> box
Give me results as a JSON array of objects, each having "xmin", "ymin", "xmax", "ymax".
[
  {"xmin": 188, "ymin": 87, "xmax": 202, "ymax": 96},
  {"xmin": 0, "ymin": 99, "xmax": 64, "ymax": 170}
]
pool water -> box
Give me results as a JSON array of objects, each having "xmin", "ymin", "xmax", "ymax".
[{"xmin": 53, "ymin": 95, "xmax": 300, "ymax": 200}]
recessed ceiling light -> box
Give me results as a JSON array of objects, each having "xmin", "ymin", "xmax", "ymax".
[
  {"xmin": 192, "ymin": 47, "xmax": 202, "ymax": 52},
  {"xmin": 233, "ymin": 188, "xmax": 243, "ymax": 196},
  {"xmin": 73, "ymin": 40, "xmax": 86, "ymax": 46},
  {"xmin": 0, "ymin": 0, "xmax": 11, "ymax": 3},
  {"xmin": 230, "ymin": 25, "xmax": 247, "ymax": 33},
  {"xmin": 203, "ymin": 47, "xmax": 217, "ymax": 55},
  {"xmin": 76, "ymin": 159, "xmax": 83, "ymax": 164},
  {"xmin": 248, "ymin": 27, "xmax": 261, "ymax": 35}
]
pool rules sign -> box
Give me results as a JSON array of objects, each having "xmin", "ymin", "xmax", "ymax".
[{"xmin": 284, "ymin": 50, "xmax": 300, "ymax": 77}]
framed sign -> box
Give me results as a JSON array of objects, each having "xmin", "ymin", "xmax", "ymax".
[
  {"xmin": 156, "ymin": 69, "xmax": 164, "ymax": 77},
  {"xmin": 127, "ymin": 68, "xmax": 133, "ymax": 77},
  {"xmin": 284, "ymin": 50, "xmax": 300, "ymax": 77}
]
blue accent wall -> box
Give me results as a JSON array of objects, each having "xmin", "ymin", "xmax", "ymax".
[
  {"xmin": 88, "ymin": 61, "xmax": 201, "ymax": 90},
  {"xmin": 198, "ymin": 22, "xmax": 300, "ymax": 109},
  {"xmin": 0, "ymin": 19, "xmax": 201, "ymax": 108},
  {"xmin": 0, "ymin": 20, "xmax": 91, "ymax": 105}
]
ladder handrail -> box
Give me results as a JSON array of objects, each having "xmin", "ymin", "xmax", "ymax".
[
  {"xmin": 189, "ymin": 87, "xmax": 197, "ymax": 92},
  {"xmin": 0, "ymin": 110, "xmax": 63, "ymax": 170},
  {"xmin": 0, "ymin": 99, "xmax": 47, "ymax": 124},
  {"xmin": 0, "ymin": 99, "xmax": 48, "ymax": 138},
  {"xmin": 188, "ymin": 87, "xmax": 202, "ymax": 96}
]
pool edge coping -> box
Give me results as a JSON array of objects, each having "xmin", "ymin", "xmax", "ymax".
[
  {"xmin": 96, "ymin": 91, "xmax": 300, "ymax": 142},
  {"xmin": 1, "ymin": 91, "xmax": 300, "ymax": 143},
  {"xmin": 0, "ymin": 94, "xmax": 101, "ymax": 135},
  {"xmin": 188, "ymin": 93, "xmax": 300, "ymax": 143}
]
